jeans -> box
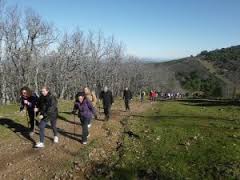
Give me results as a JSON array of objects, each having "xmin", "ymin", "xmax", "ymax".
[
  {"xmin": 39, "ymin": 116, "xmax": 58, "ymax": 143},
  {"xmin": 27, "ymin": 110, "xmax": 35, "ymax": 132},
  {"xmin": 80, "ymin": 117, "xmax": 90, "ymax": 142}
]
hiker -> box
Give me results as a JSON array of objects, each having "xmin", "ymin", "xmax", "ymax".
[
  {"xmin": 150, "ymin": 90, "xmax": 154, "ymax": 102},
  {"xmin": 72, "ymin": 92, "xmax": 95, "ymax": 145},
  {"xmin": 153, "ymin": 90, "xmax": 158, "ymax": 101},
  {"xmin": 19, "ymin": 87, "xmax": 38, "ymax": 137},
  {"xmin": 140, "ymin": 90, "xmax": 145, "ymax": 102},
  {"xmin": 84, "ymin": 87, "xmax": 98, "ymax": 127},
  {"xmin": 34, "ymin": 86, "xmax": 58, "ymax": 148},
  {"xmin": 123, "ymin": 87, "xmax": 132, "ymax": 111},
  {"xmin": 167, "ymin": 93, "xmax": 171, "ymax": 99},
  {"xmin": 99, "ymin": 86, "xmax": 114, "ymax": 120}
]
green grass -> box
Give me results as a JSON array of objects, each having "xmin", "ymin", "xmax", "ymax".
[
  {"xmin": 1, "ymin": 100, "xmax": 240, "ymax": 179},
  {"xmin": 0, "ymin": 103, "xmax": 27, "ymax": 138},
  {"xmin": 0, "ymin": 100, "xmax": 75, "ymax": 139},
  {"xmin": 112, "ymin": 101, "xmax": 240, "ymax": 179}
]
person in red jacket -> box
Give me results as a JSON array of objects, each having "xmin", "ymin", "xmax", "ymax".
[
  {"xmin": 149, "ymin": 90, "xmax": 154, "ymax": 102},
  {"xmin": 153, "ymin": 90, "xmax": 158, "ymax": 101}
]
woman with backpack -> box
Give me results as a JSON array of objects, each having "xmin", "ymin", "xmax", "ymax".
[{"xmin": 84, "ymin": 87, "xmax": 98, "ymax": 127}]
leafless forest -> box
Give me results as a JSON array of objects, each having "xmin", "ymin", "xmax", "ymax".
[{"xmin": 0, "ymin": 2, "xmax": 155, "ymax": 104}]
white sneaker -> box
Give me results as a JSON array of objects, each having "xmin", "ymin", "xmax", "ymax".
[
  {"xmin": 53, "ymin": 136, "xmax": 59, "ymax": 143},
  {"xmin": 82, "ymin": 141, "xmax": 87, "ymax": 145},
  {"xmin": 35, "ymin": 142, "xmax": 44, "ymax": 148},
  {"xmin": 29, "ymin": 131, "xmax": 34, "ymax": 137},
  {"xmin": 88, "ymin": 124, "xmax": 92, "ymax": 128}
]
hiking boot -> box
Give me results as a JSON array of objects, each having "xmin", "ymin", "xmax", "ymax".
[
  {"xmin": 53, "ymin": 136, "xmax": 59, "ymax": 143},
  {"xmin": 29, "ymin": 131, "xmax": 34, "ymax": 137},
  {"xmin": 35, "ymin": 142, "xmax": 44, "ymax": 148}
]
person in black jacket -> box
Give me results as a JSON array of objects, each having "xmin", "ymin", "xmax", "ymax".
[
  {"xmin": 99, "ymin": 86, "xmax": 113, "ymax": 121},
  {"xmin": 34, "ymin": 86, "xmax": 58, "ymax": 148},
  {"xmin": 19, "ymin": 87, "xmax": 38, "ymax": 136},
  {"xmin": 140, "ymin": 90, "xmax": 145, "ymax": 102},
  {"xmin": 123, "ymin": 87, "xmax": 132, "ymax": 111}
]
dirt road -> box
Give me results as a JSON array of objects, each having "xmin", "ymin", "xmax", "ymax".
[{"xmin": 0, "ymin": 101, "xmax": 152, "ymax": 180}]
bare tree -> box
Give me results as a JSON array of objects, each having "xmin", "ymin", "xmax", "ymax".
[{"xmin": 0, "ymin": 3, "xmax": 151, "ymax": 104}]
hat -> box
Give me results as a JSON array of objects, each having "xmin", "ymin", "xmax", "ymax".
[
  {"xmin": 77, "ymin": 92, "xmax": 85, "ymax": 97},
  {"xmin": 75, "ymin": 92, "xmax": 85, "ymax": 101}
]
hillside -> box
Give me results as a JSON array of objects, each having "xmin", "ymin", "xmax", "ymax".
[
  {"xmin": 143, "ymin": 62, "xmax": 185, "ymax": 93},
  {"xmin": 145, "ymin": 45, "xmax": 240, "ymax": 98},
  {"xmin": 198, "ymin": 45, "xmax": 240, "ymax": 86}
]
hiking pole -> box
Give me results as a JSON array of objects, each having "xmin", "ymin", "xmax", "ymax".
[
  {"xmin": 33, "ymin": 109, "xmax": 37, "ymax": 133},
  {"xmin": 25, "ymin": 109, "xmax": 30, "ymax": 129},
  {"xmin": 73, "ymin": 113, "xmax": 76, "ymax": 137},
  {"xmin": 98, "ymin": 100, "xmax": 102, "ymax": 119}
]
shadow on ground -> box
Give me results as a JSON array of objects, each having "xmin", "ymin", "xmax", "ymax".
[
  {"xmin": 131, "ymin": 114, "xmax": 234, "ymax": 123},
  {"xmin": 86, "ymin": 162, "xmax": 169, "ymax": 180},
  {"xmin": 0, "ymin": 118, "xmax": 35, "ymax": 145},
  {"xmin": 58, "ymin": 114, "xmax": 81, "ymax": 125},
  {"xmin": 178, "ymin": 99, "xmax": 240, "ymax": 107}
]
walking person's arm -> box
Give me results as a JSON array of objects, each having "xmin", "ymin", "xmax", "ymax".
[
  {"xmin": 86, "ymin": 99, "xmax": 96, "ymax": 115},
  {"xmin": 19, "ymin": 96, "xmax": 25, "ymax": 112},
  {"xmin": 30, "ymin": 96, "xmax": 38, "ymax": 109},
  {"xmin": 111, "ymin": 92, "xmax": 114, "ymax": 105},
  {"xmin": 48, "ymin": 96, "xmax": 57, "ymax": 114}
]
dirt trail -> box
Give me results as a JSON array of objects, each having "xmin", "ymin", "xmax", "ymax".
[{"xmin": 0, "ymin": 101, "xmax": 153, "ymax": 180}]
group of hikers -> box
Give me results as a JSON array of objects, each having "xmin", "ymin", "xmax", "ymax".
[
  {"xmin": 147, "ymin": 90, "xmax": 184, "ymax": 101},
  {"xmin": 19, "ymin": 86, "xmax": 133, "ymax": 148}
]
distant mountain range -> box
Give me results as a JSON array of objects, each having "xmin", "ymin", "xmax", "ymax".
[{"xmin": 144, "ymin": 45, "xmax": 240, "ymax": 98}]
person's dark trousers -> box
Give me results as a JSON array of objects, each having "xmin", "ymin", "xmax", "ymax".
[
  {"xmin": 103, "ymin": 105, "xmax": 111, "ymax": 120},
  {"xmin": 80, "ymin": 117, "xmax": 89, "ymax": 142},
  {"xmin": 28, "ymin": 110, "xmax": 35, "ymax": 132},
  {"xmin": 88, "ymin": 117, "xmax": 93, "ymax": 125},
  {"xmin": 124, "ymin": 100, "xmax": 130, "ymax": 111},
  {"xmin": 39, "ymin": 117, "xmax": 58, "ymax": 143}
]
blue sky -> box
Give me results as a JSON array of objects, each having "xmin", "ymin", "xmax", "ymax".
[{"xmin": 7, "ymin": 0, "xmax": 240, "ymax": 60}]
